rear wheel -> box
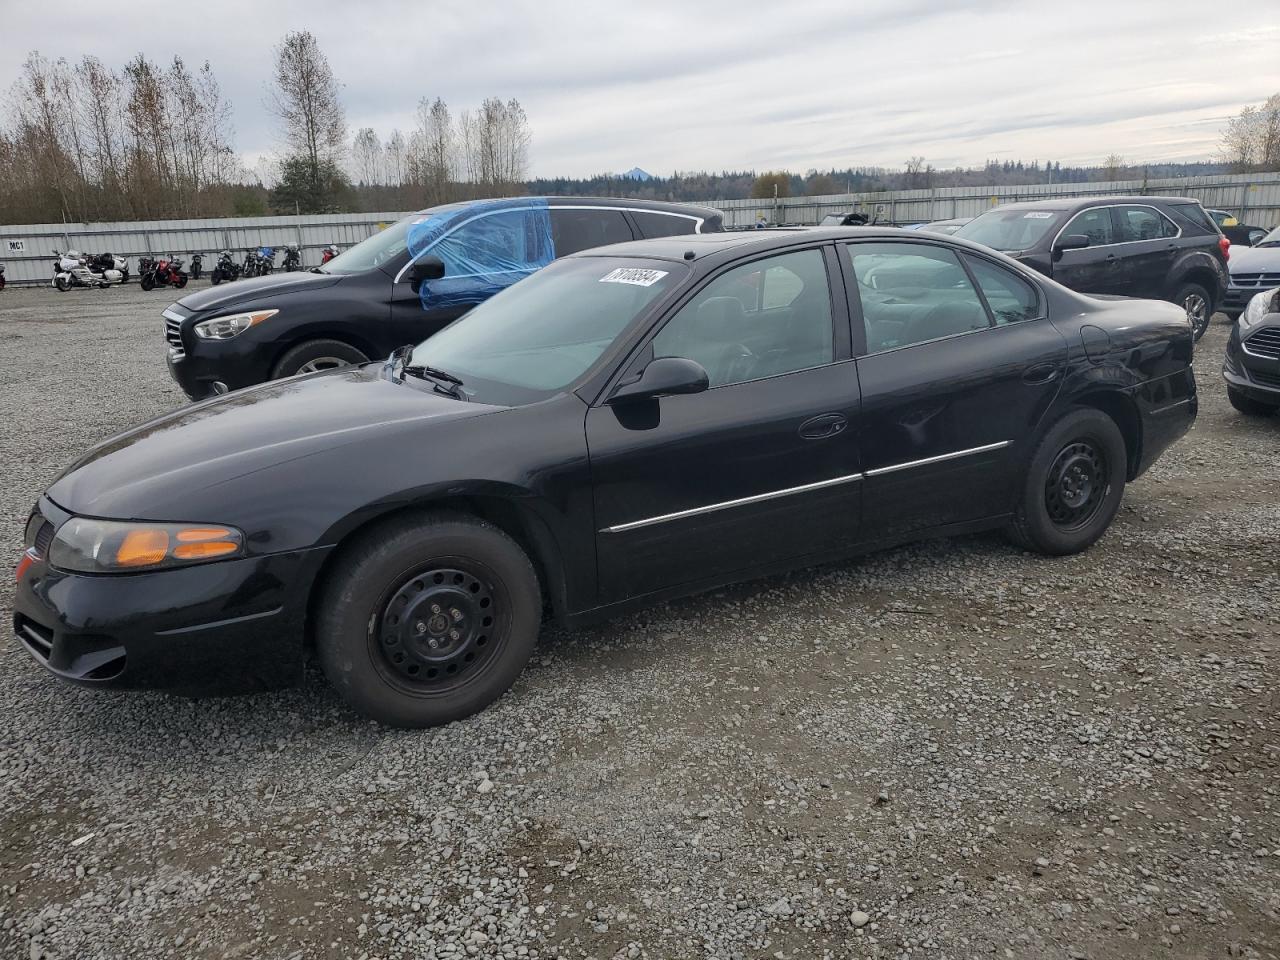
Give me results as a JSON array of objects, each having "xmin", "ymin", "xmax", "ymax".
[
  {"xmin": 316, "ymin": 512, "xmax": 540, "ymax": 727},
  {"xmin": 272, "ymin": 339, "xmax": 369, "ymax": 379},
  {"xmin": 1227, "ymin": 386, "xmax": 1280, "ymax": 417},
  {"xmin": 1007, "ymin": 408, "xmax": 1127, "ymax": 555},
  {"xmin": 1174, "ymin": 282, "xmax": 1212, "ymax": 341}
]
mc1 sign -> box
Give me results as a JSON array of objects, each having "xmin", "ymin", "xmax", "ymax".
[{"xmin": 6, "ymin": 240, "xmax": 25, "ymax": 253}]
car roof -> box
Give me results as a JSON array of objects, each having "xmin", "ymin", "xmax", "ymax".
[
  {"xmin": 566, "ymin": 227, "xmax": 931, "ymax": 262},
  {"xmin": 989, "ymin": 195, "xmax": 1202, "ymax": 212},
  {"xmin": 412, "ymin": 196, "xmax": 722, "ymax": 219}
]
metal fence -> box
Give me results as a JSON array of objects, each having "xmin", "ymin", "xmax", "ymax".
[
  {"xmin": 2, "ymin": 171, "xmax": 1279, "ymax": 285},
  {"xmin": 0, "ymin": 211, "xmax": 413, "ymax": 286},
  {"xmin": 711, "ymin": 171, "xmax": 1280, "ymax": 228}
]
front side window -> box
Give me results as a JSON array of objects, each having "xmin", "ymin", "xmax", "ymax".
[
  {"xmin": 847, "ymin": 242, "xmax": 990, "ymax": 353},
  {"xmin": 430, "ymin": 209, "xmax": 552, "ymax": 278},
  {"xmin": 551, "ymin": 209, "xmax": 633, "ymax": 256},
  {"xmin": 632, "ymin": 211, "xmax": 699, "ymax": 238},
  {"xmin": 1061, "ymin": 208, "xmax": 1115, "ymax": 247},
  {"xmin": 651, "ymin": 248, "xmax": 833, "ymax": 387},
  {"xmin": 1113, "ymin": 206, "xmax": 1178, "ymax": 242},
  {"xmin": 963, "ymin": 255, "xmax": 1041, "ymax": 325}
]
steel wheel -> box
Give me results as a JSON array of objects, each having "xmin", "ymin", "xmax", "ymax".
[
  {"xmin": 1183, "ymin": 291, "xmax": 1209, "ymax": 339},
  {"xmin": 296, "ymin": 357, "xmax": 349, "ymax": 374},
  {"xmin": 1044, "ymin": 440, "xmax": 1107, "ymax": 531},
  {"xmin": 370, "ymin": 563, "xmax": 506, "ymax": 695}
]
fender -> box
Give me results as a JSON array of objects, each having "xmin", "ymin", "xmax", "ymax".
[{"xmin": 1167, "ymin": 248, "xmax": 1226, "ymax": 297}]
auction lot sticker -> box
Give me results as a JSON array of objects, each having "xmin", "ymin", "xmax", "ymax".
[
  {"xmin": 1023, "ymin": 212, "xmax": 1054, "ymax": 219},
  {"xmin": 600, "ymin": 267, "xmax": 668, "ymax": 286}
]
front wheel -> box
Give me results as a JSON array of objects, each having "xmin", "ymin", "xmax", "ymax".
[
  {"xmin": 140, "ymin": 273, "xmax": 155, "ymax": 291},
  {"xmin": 174, "ymin": 274, "xmax": 188, "ymax": 289},
  {"xmin": 1227, "ymin": 386, "xmax": 1280, "ymax": 417},
  {"xmin": 54, "ymin": 276, "xmax": 70, "ymax": 292},
  {"xmin": 316, "ymin": 513, "xmax": 541, "ymax": 727},
  {"xmin": 1174, "ymin": 282, "xmax": 1212, "ymax": 342},
  {"xmin": 272, "ymin": 339, "xmax": 368, "ymax": 379},
  {"xmin": 1007, "ymin": 408, "xmax": 1127, "ymax": 555},
  {"xmin": 211, "ymin": 269, "xmax": 223, "ymax": 285}
]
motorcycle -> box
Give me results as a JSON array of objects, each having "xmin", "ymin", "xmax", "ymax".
[
  {"xmin": 242, "ymin": 248, "xmax": 262, "ymax": 278},
  {"xmin": 51, "ymin": 249, "xmax": 121, "ymax": 290},
  {"xmin": 258, "ymin": 246, "xmax": 276, "ymax": 275},
  {"xmin": 320, "ymin": 243, "xmax": 339, "ymax": 265},
  {"xmin": 210, "ymin": 250, "xmax": 241, "ymax": 285},
  {"xmin": 190, "ymin": 252, "xmax": 204, "ymax": 281},
  {"xmin": 0, "ymin": 263, "xmax": 5, "ymax": 291},
  {"xmin": 88, "ymin": 252, "xmax": 130, "ymax": 282},
  {"xmin": 139, "ymin": 255, "xmax": 188, "ymax": 291},
  {"xmin": 282, "ymin": 245, "xmax": 301, "ymax": 272}
]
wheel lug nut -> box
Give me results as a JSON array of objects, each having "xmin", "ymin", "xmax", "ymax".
[
  {"xmin": 430, "ymin": 603, "xmax": 442, "ymax": 614},
  {"xmin": 449, "ymin": 629, "xmax": 460, "ymax": 641},
  {"xmin": 427, "ymin": 638, "xmax": 439, "ymax": 649},
  {"xmin": 450, "ymin": 608, "xmax": 463, "ymax": 622},
  {"xmin": 415, "ymin": 622, "xmax": 426, "ymax": 634}
]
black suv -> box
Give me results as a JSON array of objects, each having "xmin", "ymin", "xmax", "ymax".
[
  {"xmin": 163, "ymin": 197, "xmax": 723, "ymax": 399},
  {"xmin": 955, "ymin": 196, "xmax": 1229, "ymax": 340}
]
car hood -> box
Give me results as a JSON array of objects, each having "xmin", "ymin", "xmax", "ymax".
[
  {"xmin": 48, "ymin": 365, "xmax": 494, "ymax": 520},
  {"xmin": 1228, "ymin": 244, "xmax": 1280, "ymax": 274},
  {"xmin": 173, "ymin": 270, "xmax": 344, "ymax": 314}
]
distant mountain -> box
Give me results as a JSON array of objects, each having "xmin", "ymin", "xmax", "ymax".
[{"xmin": 620, "ymin": 167, "xmax": 652, "ymax": 181}]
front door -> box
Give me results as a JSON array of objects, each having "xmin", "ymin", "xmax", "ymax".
[
  {"xmin": 586, "ymin": 246, "xmax": 862, "ymax": 604},
  {"xmin": 843, "ymin": 240, "xmax": 1068, "ymax": 542},
  {"xmin": 1052, "ymin": 206, "xmax": 1125, "ymax": 295}
]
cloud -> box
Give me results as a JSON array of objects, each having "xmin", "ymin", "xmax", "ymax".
[{"xmin": 1, "ymin": 0, "xmax": 1276, "ymax": 178}]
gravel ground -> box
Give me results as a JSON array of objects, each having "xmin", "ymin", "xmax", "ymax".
[{"xmin": 0, "ymin": 282, "xmax": 1277, "ymax": 960}]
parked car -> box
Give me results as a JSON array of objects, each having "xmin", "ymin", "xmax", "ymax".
[
  {"xmin": 15, "ymin": 228, "xmax": 1196, "ymax": 727},
  {"xmin": 1223, "ymin": 286, "xmax": 1280, "ymax": 416},
  {"xmin": 1208, "ymin": 209, "xmax": 1270, "ymax": 247},
  {"xmin": 820, "ymin": 212, "xmax": 871, "ymax": 226},
  {"xmin": 918, "ymin": 217, "xmax": 972, "ymax": 236},
  {"xmin": 1219, "ymin": 226, "xmax": 1280, "ymax": 318},
  {"xmin": 162, "ymin": 197, "xmax": 724, "ymax": 399},
  {"xmin": 954, "ymin": 196, "xmax": 1229, "ymax": 340}
]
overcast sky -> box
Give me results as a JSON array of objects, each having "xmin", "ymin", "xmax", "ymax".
[{"xmin": 2, "ymin": 0, "xmax": 1278, "ymax": 179}]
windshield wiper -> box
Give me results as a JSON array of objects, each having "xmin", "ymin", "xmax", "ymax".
[{"xmin": 390, "ymin": 343, "xmax": 466, "ymax": 399}]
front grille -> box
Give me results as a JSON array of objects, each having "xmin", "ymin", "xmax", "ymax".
[
  {"xmin": 163, "ymin": 312, "xmax": 185, "ymax": 360},
  {"xmin": 1243, "ymin": 327, "xmax": 1280, "ymax": 360},
  {"xmin": 1248, "ymin": 368, "xmax": 1280, "ymax": 389},
  {"xmin": 15, "ymin": 615, "xmax": 53, "ymax": 661},
  {"xmin": 1230, "ymin": 271, "xmax": 1280, "ymax": 290}
]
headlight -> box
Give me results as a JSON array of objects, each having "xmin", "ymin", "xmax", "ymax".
[
  {"xmin": 49, "ymin": 519, "xmax": 245, "ymax": 573},
  {"xmin": 1239, "ymin": 289, "xmax": 1279, "ymax": 334},
  {"xmin": 193, "ymin": 309, "xmax": 278, "ymax": 340}
]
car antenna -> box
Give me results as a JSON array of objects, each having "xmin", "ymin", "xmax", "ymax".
[{"xmin": 683, "ymin": 250, "xmax": 695, "ymax": 260}]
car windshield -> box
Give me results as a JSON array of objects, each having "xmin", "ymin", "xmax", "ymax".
[
  {"xmin": 954, "ymin": 209, "xmax": 1063, "ymax": 251},
  {"xmin": 1256, "ymin": 226, "xmax": 1280, "ymax": 247},
  {"xmin": 407, "ymin": 256, "xmax": 684, "ymax": 405},
  {"xmin": 318, "ymin": 216, "xmax": 416, "ymax": 274}
]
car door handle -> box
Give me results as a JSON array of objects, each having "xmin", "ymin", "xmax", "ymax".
[
  {"xmin": 798, "ymin": 413, "xmax": 847, "ymax": 440},
  {"xmin": 1022, "ymin": 363, "xmax": 1059, "ymax": 385}
]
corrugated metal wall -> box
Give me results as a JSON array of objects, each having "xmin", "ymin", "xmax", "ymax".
[
  {"xmin": 712, "ymin": 172, "xmax": 1280, "ymax": 228},
  {"xmin": 2, "ymin": 172, "xmax": 1278, "ymax": 284},
  {"xmin": 0, "ymin": 211, "xmax": 411, "ymax": 285}
]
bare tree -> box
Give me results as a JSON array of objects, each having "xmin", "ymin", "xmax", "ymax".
[
  {"xmin": 352, "ymin": 127, "xmax": 382, "ymax": 186},
  {"xmin": 269, "ymin": 30, "xmax": 347, "ymax": 207},
  {"xmin": 383, "ymin": 128, "xmax": 406, "ymax": 187}
]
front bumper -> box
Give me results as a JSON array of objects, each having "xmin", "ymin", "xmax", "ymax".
[
  {"xmin": 1223, "ymin": 322, "xmax": 1280, "ymax": 400},
  {"xmin": 165, "ymin": 310, "xmax": 275, "ymax": 400},
  {"xmin": 13, "ymin": 498, "xmax": 333, "ymax": 694}
]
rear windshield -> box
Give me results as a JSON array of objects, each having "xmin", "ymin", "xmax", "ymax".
[{"xmin": 953, "ymin": 209, "xmax": 1062, "ymax": 252}]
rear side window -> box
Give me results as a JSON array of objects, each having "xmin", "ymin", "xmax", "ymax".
[
  {"xmin": 963, "ymin": 256, "xmax": 1041, "ymax": 325},
  {"xmin": 847, "ymin": 242, "xmax": 990, "ymax": 353},
  {"xmin": 1171, "ymin": 203, "xmax": 1218, "ymax": 234},
  {"xmin": 1061, "ymin": 208, "xmax": 1115, "ymax": 246},
  {"xmin": 1112, "ymin": 206, "xmax": 1178, "ymax": 242},
  {"xmin": 550, "ymin": 209, "xmax": 633, "ymax": 257},
  {"xmin": 631, "ymin": 211, "xmax": 699, "ymax": 238}
]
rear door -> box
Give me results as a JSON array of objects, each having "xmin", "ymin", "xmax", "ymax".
[
  {"xmin": 1052, "ymin": 206, "xmax": 1125, "ymax": 294},
  {"xmin": 844, "ymin": 240, "xmax": 1068, "ymax": 542},
  {"xmin": 1109, "ymin": 204, "xmax": 1180, "ymax": 298},
  {"xmin": 586, "ymin": 245, "xmax": 861, "ymax": 603},
  {"xmin": 550, "ymin": 208, "xmax": 635, "ymax": 256}
]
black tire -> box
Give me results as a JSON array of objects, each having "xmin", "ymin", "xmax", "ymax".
[
  {"xmin": 1007, "ymin": 407, "xmax": 1127, "ymax": 555},
  {"xmin": 54, "ymin": 276, "xmax": 70, "ymax": 292},
  {"xmin": 1227, "ymin": 386, "xmax": 1279, "ymax": 417},
  {"xmin": 211, "ymin": 269, "xmax": 222, "ymax": 285},
  {"xmin": 140, "ymin": 272, "xmax": 155, "ymax": 291},
  {"xmin": 121, "ymin": 269, "xmax": 130, "ymax": 283},
  {"xmin": 1173, "ymin": 282, "xmax": 1212, "ymax": 342},
  {"xmin": 272, "ymin": 339, "xmax": 369, "ymax": 379},
  {"xmin": 174, "ymin": 274, "xmax": 188, "ymax": 289},
  {"xmin": 316, "ymin": 512, "xmax": 540, "ymax": 727}
]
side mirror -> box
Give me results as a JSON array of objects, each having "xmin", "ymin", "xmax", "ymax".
[
  {"xmin": 407, "ymin": 256, "xmax": 446, "ymax": 290},
  {"xmin": 608, "ymin": 357, "xmax": 709, "ymax": 404},
  {"xmin": 1054, "ymin": 234, "xmax": 1091, "ymax": 255}
]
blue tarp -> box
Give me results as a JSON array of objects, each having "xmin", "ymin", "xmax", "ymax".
[{"xmin": 406, "ymin": 197, "xmax": 554, "ymax": 311}]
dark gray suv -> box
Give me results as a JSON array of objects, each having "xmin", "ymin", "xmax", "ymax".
[{"xmin": 955, "ymin": 196, "xmax": 1230, "ymax": 340}]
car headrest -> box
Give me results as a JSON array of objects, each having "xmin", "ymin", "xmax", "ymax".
[{"xmin": 694, "ymin": 296, "xmax": 746, "ymax": 340}]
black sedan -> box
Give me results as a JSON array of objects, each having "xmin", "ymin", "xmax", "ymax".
[
  {"xmin": 15, "ymin": 229, "xmax": 1197, "ymax": 727},
  {"xmin": 1223, "ymin": 286, "xmax": 1280, "ymax": 416}
]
